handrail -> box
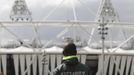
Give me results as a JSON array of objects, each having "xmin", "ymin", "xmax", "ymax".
[
  {"xmin": 0, "ymin": 49, "xmax": 134, "ymax": 56},
  {"xmin": 0, "ymin": 21, "xmax": 134, "ymax": 27}
]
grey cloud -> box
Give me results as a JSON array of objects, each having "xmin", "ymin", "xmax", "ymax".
[
  {"xmin": 112, "ymin": 0, "xmax": 134, "ymax": 22},
  {"xmin": 0, "ymin": 0, "xmax": 134, "ymax": 22}
]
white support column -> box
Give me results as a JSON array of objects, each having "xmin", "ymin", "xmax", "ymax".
[
  {"xmin": 96, "ymin": 55, "xmax": 110, "ymax": 75},
  {"xmin": 26, "ymin": 55, "xmax": 32, "ymax": 75},
  {"xmin": 109, "ymin": 56, "xmax": 115, "ymax": 75},
  {"xmin": 50, "ymin": 55, "xmax": 56, "ymax": 75},
  {"xmin": 120, "ymin": 56, "xmax": 127, "ymax": 75},
  {"xmin": 1, "ymin": 55, "xmax": 7, "ymax": 75},
  {"xmin": 125, "ymin": 56, "xmax": 132, "ymax": 75},
  {"xmin": 96, "ymin": 55, "xmax": 103, "ymax": 75},
  {"xmin": 44, "ymin": 55, "xmax": 50, "ymax": 75},
  {"xmin": 38, "ymin": 55, "xmax": 43, "ymax": 75},
  {"xmin": 32, "ymin": 55, "xmax": 37, "ymax": 75},
  {"xmin": 114, "ymin": 56, "xmax": 121, "ymax": 75},
  {"xmin": 104, "ymin": 55, "xmax": 110, "ymax": 75},
  {"xmin": 13, "ymin": 55, "xmax": 19, "ymax": 75},
  {"xmin": 20, "ymin": 55, "xmax": 25, "ymax": 75},
  {"xmin": 130, "ymin": 57, "xmax": 134, "ymax": 75}
]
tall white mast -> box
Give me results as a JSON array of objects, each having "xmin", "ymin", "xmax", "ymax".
[
  {"xmin": 96, "ymin": 0, "xmax": 119, "ymax": 75},
  {"xmin": 10, "ymin": 0, "xmax": 32, "ymax": 22},
  {"xmin": 88, "ymin": 0, "xmax": 119, "ymax": 46}
]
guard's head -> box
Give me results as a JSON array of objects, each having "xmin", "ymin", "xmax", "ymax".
[{"xmin": 63, "ymin": 43, "xmax": 77, "ymax": 56}]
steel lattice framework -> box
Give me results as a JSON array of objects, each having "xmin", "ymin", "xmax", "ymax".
[
  {"xmin": 10, "ymin": 0, "xmax": 32, "ymax": 22},
  {"xmin": 96, "ymin": 0, "xmax": 119, "ymax": 22}
]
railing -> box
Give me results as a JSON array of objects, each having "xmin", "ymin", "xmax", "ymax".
[
  {"xmin": 0, "ymin": 47, "xmax": 87, "ymax": 75},
  {"xmin": 0, "ymin": 47, "xmax": 134, "ymax": 75},
  {"xmin": 96, "ymin": 54, "xmax": 134, "ymax": 75}
]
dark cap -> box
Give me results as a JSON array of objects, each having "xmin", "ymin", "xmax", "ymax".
[{"xmin": 63, "ymin": 43, "xmax": 77, "ymax": 56}]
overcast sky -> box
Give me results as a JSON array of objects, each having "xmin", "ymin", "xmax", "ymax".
[{"xmin": 0, "ymin": 0, "xmax": 134, "ymax": 22}]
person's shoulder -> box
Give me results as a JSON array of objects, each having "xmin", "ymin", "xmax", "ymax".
[
  {"xmin": 55, "ymin": 63, "xmax": 66, "ymax": 70},
  {"xmin": 78, "ymin": 62, "xmax": 90, "ymax": 69}
]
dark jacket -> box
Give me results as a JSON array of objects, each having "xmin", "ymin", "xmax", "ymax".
[{"xmin": 53, "ymin": 56, "xmax": 90, "ymax": 75}]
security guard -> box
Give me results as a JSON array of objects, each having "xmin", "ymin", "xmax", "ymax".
[{"xmin": 53, "ymin": 43, "xmax": 90, "ymax": 75}]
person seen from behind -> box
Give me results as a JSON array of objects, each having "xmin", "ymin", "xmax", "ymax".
[{"xmin": 53, "ymin": 43, "xmax": 91, "ymax": 75}]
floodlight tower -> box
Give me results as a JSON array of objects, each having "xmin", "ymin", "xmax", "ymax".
[
  {"xmin": 96, "ymin": 0, "xmax": 119, "ymax": 23},
  {"xmin": 97, "ymin": 0, "xmax": 119, "ymax": 47},
  {"xmin": 96, "ymin": 0, "xmax": 119, "ymax": 75},
  {"xmin": 10, "ymin": 0, "xmax": 32, "ymax": 22}
]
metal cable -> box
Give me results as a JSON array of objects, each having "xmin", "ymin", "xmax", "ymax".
[
  {"xmin": 71, "ymin": 0, "xmax": 78, "ymax": 21},
  {"xmin": 112, "ymin": 34, "xmax": 134, "ymax": 52},
  {"xmin": 32, "ymin": 23, "xmax": 42, "ymax": 49},
  {"xmin": 41, "ymin": 24, "xmax": 73, "ymax": 48},
  {"xmin": 43, "ymin": 0, "xmax": 65, "ymax": 20},
  {"xmin": 77, "ymin": 0, "xmax": 96, "ymax": 17},
  {"xmin": 77, "ymin": 23, "xmax": 97, "ymax": 42},
  {"xmin": 0, "ymin": 23, "xmax": 38, "ymax": 49}
]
